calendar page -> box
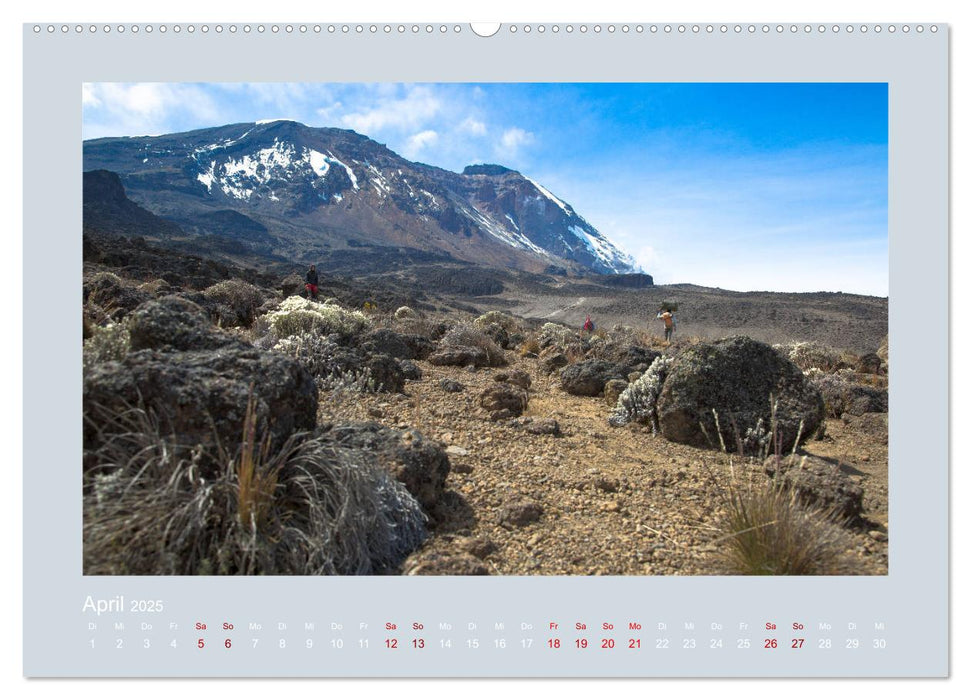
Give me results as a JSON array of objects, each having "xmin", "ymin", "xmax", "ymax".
[{"xmin": 22, "ymin": 19, "xmax": 948, "ymax": 678}]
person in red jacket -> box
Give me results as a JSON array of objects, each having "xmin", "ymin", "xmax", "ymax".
[{"xmin": 305, "ymin": 265, "xmax": 319, "ymax": 301}]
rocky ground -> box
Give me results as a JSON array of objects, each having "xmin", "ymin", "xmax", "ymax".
[
  {"xmin": 81, "ymin": 234, "xmax": 889, "ymax": 577},
  {"xmin": 319, "ymin": 351, "xmax": 888, "ymax": 576}
]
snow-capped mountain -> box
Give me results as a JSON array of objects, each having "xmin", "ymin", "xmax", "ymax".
[{"xmin": 83, "ymin": 120, "xmax": 640, "ymax": 275}]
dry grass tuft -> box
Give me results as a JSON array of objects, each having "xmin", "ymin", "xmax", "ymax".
[
  {"xmin": 83, "ymin": 399, "xmax": 427, "ymax": 575},
  {"xmin": 711, "ymin": 464, "xmax": 853, "ymax": 575}
]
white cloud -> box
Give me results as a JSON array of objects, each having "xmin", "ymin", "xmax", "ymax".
[
  {"xmin": 340, "ymin": 86, "xmax": 442, "ymax": 134},
  {"xmin": 81, "ymin": 84, "xmax": 100, "ymax": 107},
  {"xmin": 494, "ymin": 127, "xmax": 535, "ymax": 159},
  {"xmin": 501, "ymin": 127, "xmax": 533, "ymax": 149},
  {"xmin": 82, "ymin": 83, "xmax": 220, "ymax": 139},
  {"xmin": 458, "ymin": 117, "xmax": 487, "ymax": 136},
  {"xmin": 403, "ymin": 130, "xmax": 439, "ymax": 158}
]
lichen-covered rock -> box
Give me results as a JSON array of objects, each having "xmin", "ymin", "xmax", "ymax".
[
  {"xmin": 560, "ymin": 360, "xmax": 628, "ymax": 397},
  {"xmin": 128, "ymin": 296, "xmax": 241, "ymax": 352},
  {"xmin": 84, "ymin": 343, "xmax": 318, "ymax": 472},
  {"xmin": 360, "ymin": 328, "xmax": 415, "ymax": 359},
  {"xmin": 765, "ymin": 455, "xmax": 865, "ymax": 523},
  {"xmin": 811, "ymin": 373, "xmax": 888, "ymax": 417},
  {"xmin": 321, "ymin": 422, "xmax": 450, "ymax": 510},
  {"xmin": 657, "ymin": 336, "xmax": 824, "ymax": 452}
]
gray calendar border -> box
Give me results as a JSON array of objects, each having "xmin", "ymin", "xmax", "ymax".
[{"xmin": 23, "ymin": 23, "xmax": 948, "ymax": 677}]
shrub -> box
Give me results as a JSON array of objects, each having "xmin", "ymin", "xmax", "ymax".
[
  {"xmin": 538, "ymin": 322, "xmax": 576, "ymax": 349},
  {"xmin": 711, "ymin": 465, "xmax": 853, "ymax": 575},
  {"xmin": 202, "ymin": 279, "xmax": 265, "ymax": 327},
  {"xmin": 83, "ymin": 402, "xmax": 426, "ymax": 575},
  {"xmin": 395, "ymin": 306, "xmax": 416, "ymax": 319},
  {"xmin": 261, "ymin": 296, "xmax": 370, "ymax": 340},
  {"xmin": 82, "ymin": 322, "xmax": 130, "ymax": 375},
  {"xmin": 608, "ymin": 356, "xmax": 673, "ymax": 431},
  {"xmin": 776, "ymin": 341, "xmax": 845, "ymax": 373},
  {"xmin": 473, "ymin": 310, "xmax": 519, "ymax": 332},
  {"xmin": 273, "ymin": 333, "xmax": 391, "ymax": 393},
  {"xmin": 440, "ymin": 323, "xmax": 505, "ymax": 366}
]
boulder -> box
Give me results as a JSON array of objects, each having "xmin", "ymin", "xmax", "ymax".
[
  {"xmin": 427, "ymin": 345, "xmax": 487, "ymax": 368},
  {"xmin": 364, "ymin": 353, "xmax": 406, "ymax": 394},
  {"xmin": 493, "ymin": 369, "xmax": 532, "ymax": 390},
  {"xmin": 480, "ymin": 383, "xmax": 529, "ymax": 420},
  {"xmin": 360, "ymin": 328, "xmax": 415, "ymax": 360},
  {"xmin": 620, "ymin": 346, "xmax": 662, "ymax": 372},
  {"xmin": 540, "ymin": 350, "xmax": 569, "ymax": 374},
  {"xmin": 127, "ymin": 296, "xmax": 241, "ymax": 352},
  {"xmin": 812, "ymin": 373, "xmax": 888, "ymax": 417},
  {"xmin": 657, "ymin": 336, "xmax": 824, "ymax": 453},
  {"xmin": 560, "ymin": 360, "xmax": 628, "ymax": 397},
  {"xmin": 84, "ymin": 344, "xmax": 318, "ymax": 472},
  {"xmin": 400, "ymin": 334, "xmax": 435, "ymax": 360},
  {"xmin": 765, "ymin": 455, "xmax": 865, "ymax": 523},
  {"xmin": 322, "ymin": 422, "xmax": 450, "ymax": 510}
]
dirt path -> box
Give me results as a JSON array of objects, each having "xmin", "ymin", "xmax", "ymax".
[{"xmin": 321, "ymin": 353, "xmax": 889, "ymax": 576}]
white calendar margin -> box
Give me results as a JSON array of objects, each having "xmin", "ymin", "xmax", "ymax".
[{"xmin": 8, "ymin": 0, "xmax": 964, "ymax": 696}]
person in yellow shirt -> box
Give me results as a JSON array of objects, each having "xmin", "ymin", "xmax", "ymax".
[{"xmin": 658, "ymin": 309, "xmax": 675, "ymax": 342}]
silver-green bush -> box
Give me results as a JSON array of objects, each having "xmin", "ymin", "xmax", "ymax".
[
  {"xmin": 82, "ymin": 322, "xmax": 131, "ymax": 375},
  {"xmin": 608, "ymin": 355, "xmax": 673, "ymax": 431},
  {"xmin": 262, "ymin": 296, "xmax": 371, "ymax": 340}
]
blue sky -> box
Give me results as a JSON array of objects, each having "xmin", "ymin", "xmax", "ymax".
[{"xmin": 82, "ymin": 82, "xmax": 888, "ymax": 295}]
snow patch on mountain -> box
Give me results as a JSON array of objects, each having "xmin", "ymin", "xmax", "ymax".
[
  {"xmin": 568, "ymin": 224, "xmax": 638, "ymax": 273},
  {"xmin": 524, "ymin": 176, "xmax": 572, "ymax": 215},
  {"xmin": 306, "ymin": 149, "xmax": 331, "ymax": 177},
  {"xmin": 327, "ymin": 151, "xmax": 358, "ymax": 189},
  {"xmin": 465, "ymin": 205, "xmax": 549, "ymax": 257}
]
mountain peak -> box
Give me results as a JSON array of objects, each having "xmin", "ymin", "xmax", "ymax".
[
  {"xmin": 82, "ymin": 122, "xmax": 641, "ymax": 276},
  {"xmin": 462, "ymin": 164, "xmax": 519, "ymax": 177}
]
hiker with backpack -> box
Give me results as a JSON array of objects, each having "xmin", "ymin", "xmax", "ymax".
[
  {"xmin": 582, "ymin": 315, "xmax": 595, "ymax": 334},
  {"xmin": 657, "ymin": 308, "xmax": 675, "ymax": 342},
  {"xmin": 305, "ymin": 264, "xmax": 319, "ymax": 301}
]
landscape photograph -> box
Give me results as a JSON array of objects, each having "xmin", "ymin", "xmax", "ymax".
[{"xmin": 81, "ymin": 82, "xmax": 889, "ymax": 576}]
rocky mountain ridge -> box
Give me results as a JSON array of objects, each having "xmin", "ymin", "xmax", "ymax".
[{"xmin": 83, "ymin": 120, "xmax": 639, "ymax": 275}]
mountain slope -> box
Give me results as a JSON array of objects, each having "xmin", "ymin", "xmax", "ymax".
[{"xmin": 82, "ymin": 120, "xmax": 639, "ymax": 275}]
